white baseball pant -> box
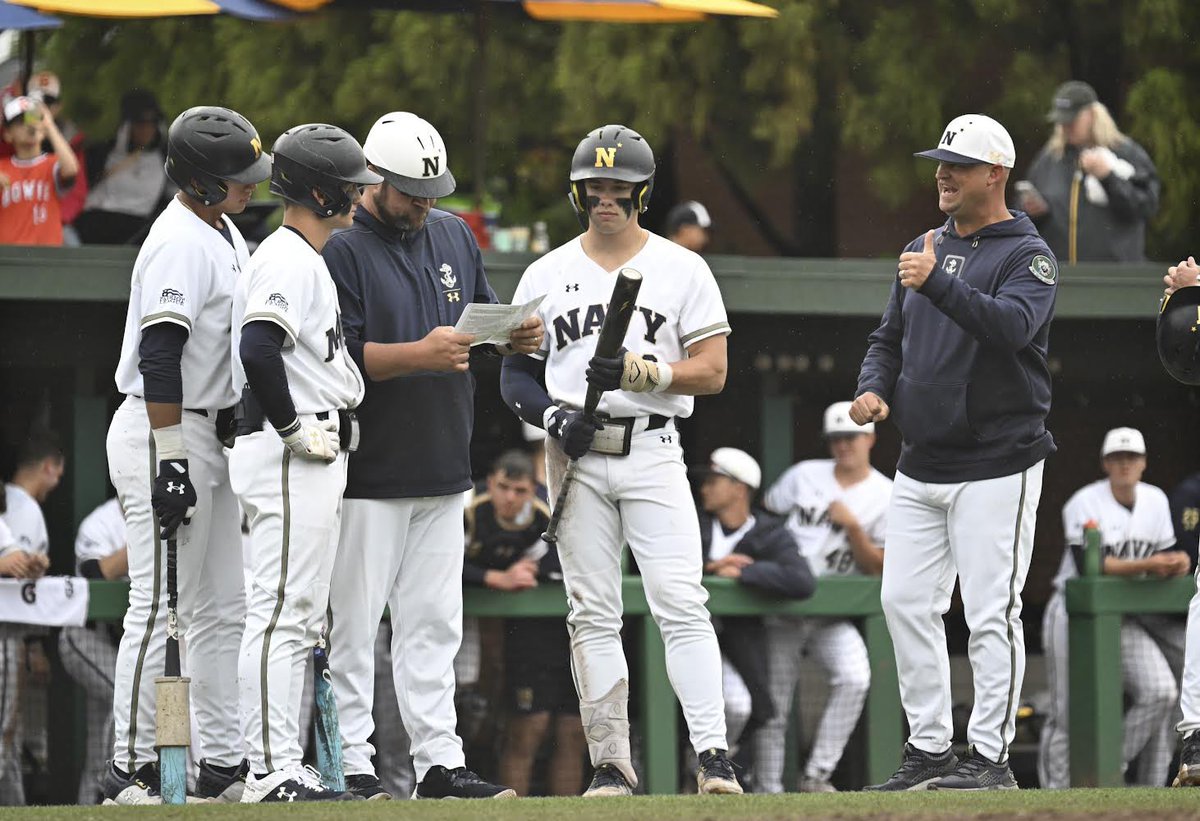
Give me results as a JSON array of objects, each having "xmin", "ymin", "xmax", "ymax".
[
  {"xmin": 229, "ymin": 427, "xmax": 348, "ymax": 774},
  {"xmin": 107, "ymin": 396, "xmax": 245, "ymax": 772},
  {"xmin": 882, "ymin": 461, "xmax": 1043, "ymax": 764},
  {"xmin": 326, "ymin": 494, "xmax": 466, "ymax": 782}
]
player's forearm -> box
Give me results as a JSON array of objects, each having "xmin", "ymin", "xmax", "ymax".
[
  {"xmin": 1102, "ymin": 556, "xmax": 1153, "ymax": 576},
  {"xmin": 665, "ymin": 336, "xmax": 727, "ymax": 396},
  {"xmin": 362, "ymin": 340, "xmax": 437, "ymax": 380},
  {"xmin": 847, "ymin": 528, "xmax": 885, "ymax": 576},
  {"xmin": 98, "ymin": 548, "xmax": 129, "ymax": 580}
]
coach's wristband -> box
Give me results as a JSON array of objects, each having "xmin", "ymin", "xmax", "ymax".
[
  {"xmin": 151, "ymin": 424, "xmax": 186, "ymax": 461},
  {"xmin": 275, "ymin": 417, "xmax": 302, "ymax": 441}
]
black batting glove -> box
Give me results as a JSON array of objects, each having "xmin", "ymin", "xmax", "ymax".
[
  {"xmin": 152, "ymin": 458, "xmax": 197, "ymax": 540},
  {"xmin": 585, "ymin": 346, "xmax": 627, "ymax": 393},
  {"xmin": 547, "ymin": 409, "xmax": 603, "ymax": 460}
]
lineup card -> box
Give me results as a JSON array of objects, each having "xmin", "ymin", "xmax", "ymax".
[{"xmin": 454, "ymin": 294, "xmax": 546, "ymax": 346}]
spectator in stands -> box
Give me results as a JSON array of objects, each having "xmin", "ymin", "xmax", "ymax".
[
  {"xmin": 757, "ymin": 403, "xmax": 890, "ymax": 793},
  {"xmin": 75, "ymin": 90, "xmax": 169, "ymax": 245},
  {"xmin": 464, "ymin": 450, "xmax": 585, "ymax": 796},
  {"xmin": 0, "ymin": 431, "xmax": 61, "ymax": 805},
  {"xmin": 1039, "ymin": 427, "xmax": 1188, "ymax": 788},
  {"xmin": 1018, "ymin": 81, "xmax": 1158, "ymax": 263},
  {"xmin": 0, "ymin": 96, "xmax": 78, "ymax": 246},
  {"xmin": 58, "ymin": 497, "xmax": 125, "ymax": 805},
  {"xmin": 697, "ymin": 447, "xmax": 814, "ymax": 787},
  {"xmin": 665, "ymin": 200, "xmax": 713, "ymax": 253},
  {"xmin": 25, "ymin": 72, "xmax": 87, "ymax": 245}
]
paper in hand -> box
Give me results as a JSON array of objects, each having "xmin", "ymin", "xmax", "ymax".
[{"xmin": 454, "ymin": 294, "xmax": 546, "ymax": 347}]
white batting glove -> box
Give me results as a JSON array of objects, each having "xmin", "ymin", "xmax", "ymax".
[
  {"xmin": 620, "ymin": 352, "xmax": 674, "ymax": 393},
  {"xmin": 277, "ymin": 419, "xmax": 340, "ymax": 463}
]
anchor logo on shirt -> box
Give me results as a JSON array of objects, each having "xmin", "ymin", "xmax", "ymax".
[{"xmin": 439, "ymin": 263, "xmax": 456, "ymax": 289}]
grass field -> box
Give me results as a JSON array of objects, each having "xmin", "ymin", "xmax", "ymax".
[{"xmin": 1, "ymin": 790, "xmax": 1199, "ymax": 820}]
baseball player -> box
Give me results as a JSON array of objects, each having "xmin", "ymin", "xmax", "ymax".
[
  {"xmin": 755, "ymin": 402, "xmax": 889, "ymax": 793},
  {"xmin": 105, "ymin": 105, "xmax": 269, "ymax": 805},
  {"xmin": 58, "ymin": 497, "xmax": 126, "ymax": 805},
  {"xmin": 1038, "ymin": 428, "xmax": 1188, "ymax": 788},
  {"xmin": 322, "ymin": 112, "xmax": 537, "ymax": 801},
  {"xmin": 500, "ymin": 124, "xmax": 741, "ymax": 796},
  {"xmin": 229, "ymin": 124, "xmax": 379, "ymax": 803},
  {"xmin": 852, "ymin": 114, "xmax": 1056, "ymax": 791}
]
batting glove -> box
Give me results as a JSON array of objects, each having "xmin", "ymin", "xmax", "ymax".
[
  {"xmin": 152, "ymin": 459, "xmax": 197, "ymax": 540},
  {"xmin": 547, "ymin": 408, "xmax": 603, "ymax": 460},
  {"xmin": 278, "ymin": 418, "xmax": 340, "ymax": 463},
  {"xmin": 585, "ymin": 347, "xmax": 628, "ymax": 393},
  {"xmin": 621, "ymin": 353, "xmax": 673, "ymax": 393}
]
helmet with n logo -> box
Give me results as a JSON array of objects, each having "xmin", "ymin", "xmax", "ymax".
[
  {"xmin": 362, "ymin": 112, "xmax": 456, "ymax": 199},
  {"xmin": 1157, "ymin": 286, "xmax": 1200, "ymax": 386},
  {"xmin": 165, "ymin": 106, "xmax": 272, "ymax": 206},
  {"xmin": 568, "ymin": 124, "xmax": 656, "ymax": 218}
]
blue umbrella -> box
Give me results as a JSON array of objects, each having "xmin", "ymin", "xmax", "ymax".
[
  {"xmin": 0, "ymin": 1, "xmax": 61, "ymax": 30},
  {"xmin": 213, "ymin": 0, "xmax": 298, "ymax": 20}
]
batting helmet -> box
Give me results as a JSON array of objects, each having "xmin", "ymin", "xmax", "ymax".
[
  {"xmin": 568, "ymin": 124, "xmax": 656, "ymax": 218},
  {"xmin": 1157, "ymin": 286, "xmax": 1200, "ymax": 386},
  {"xmin": 269, "ymin": 124, "xmax": 382, "ymax": 218},
  {"xmin": 165, "ymin": 106, "xmax": 271, "ymax": 206},
  {"xmin": 362, "ymin": 112, "xmax": 455, "ymax": 199}
]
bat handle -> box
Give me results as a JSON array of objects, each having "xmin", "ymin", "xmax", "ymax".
[{"xmin": 542, "ymin": 457, "xmax": 581, "ymax": 543}]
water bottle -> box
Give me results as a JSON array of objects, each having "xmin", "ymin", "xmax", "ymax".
[
  {"xmin": 1082, "ymin": 520, "xmax": 1103, "ymax": 576},
  {"xmin": 531, "ymin": 221, "xmax": 550, "ymax": 255}
]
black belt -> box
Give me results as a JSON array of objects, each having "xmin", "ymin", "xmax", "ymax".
[
  {"xmin": 606, "ymin": 413, "xmax": 671, "ymax": 431},
  {"xmin": 130, "ymin": 395, "xmax": 211, "ymax": 417}
]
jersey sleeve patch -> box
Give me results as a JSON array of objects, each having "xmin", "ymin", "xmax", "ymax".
[{"xmin": 1028, "ymin": 254, "xmax": 1057, "ymax": 285}]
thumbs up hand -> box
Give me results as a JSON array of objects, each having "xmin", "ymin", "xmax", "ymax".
[{"xmin": 898, "ymin": 230, "xmax": 938, "ymax": 290}]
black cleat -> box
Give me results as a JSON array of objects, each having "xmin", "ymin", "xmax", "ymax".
[
  {"xmin": 241, "ymin": 765, "xmax": 359, "ymax": 802},
  {"xmin": 414, "ymin": 765, "xmax": 516, "ymax": 799},
  {"xmin": 101, "ymin": 761, "xmax": 161, "ymax": 806},
  {"xmin": 583, "ymin": 763, "xmax": 634, "ymax": 797},
  {"xmin": 346, "ymin": 772, "xmax": 392, "ymax": 800},
  {"xmin": 928, "ymin": 746, "xmax": 1018, "ymax": 791},
  {"xmin": 697, "ymin": 748, "xmax": 743, "ymax": 794},
  {"xmin": 196, "ymin": 758, "xmax": 249, "ymax": 803},
  {"xmin": 864, "ymin": 743, "xmax": 959, "ymax": 791},
  {"xmin": 1173, "ymin": 731, "xmax": 1200, "ymax": 787}
]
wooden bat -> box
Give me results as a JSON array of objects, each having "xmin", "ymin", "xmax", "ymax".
[
  {"xmin": 156, "ymin": 537, "xmax": 190, "ymax": 805},
  {"xmin": 543, "ymin": 267, "xmax": 643, "ymax": 543},
  {"xmin": 313, "ymin": 641, "xmax": 345, "ymax": 791}
]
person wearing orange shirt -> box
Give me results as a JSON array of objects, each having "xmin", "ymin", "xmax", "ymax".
[{"xmin": 0, "ymin": 96, "xmax": 78, "ymax": 246}]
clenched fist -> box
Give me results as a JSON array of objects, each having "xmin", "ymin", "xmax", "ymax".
[{"xmin": 849, "ymin": 392, "xmax": 889, "ymax": 425}]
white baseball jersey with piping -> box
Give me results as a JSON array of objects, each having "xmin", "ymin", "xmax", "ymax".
[
  {"xmin": 229, "ymin": 226, "xmax": 364, "ymax": 776},
  {"xmin": 59, "ymin": 498, "xmax": 125, "ymax": 804},
  {"xmin": 511, "ymin": 232, "xmax": 731, "ymax": 777},
  {"xmin": 1039, "ymin": 480, "xmax": 1183, "ymax": 788},
  {"xmin": 756, "ymin": 460, "xmax": 891, "ymax": 790},
  {"xmin": 107, "ymin": 198, "xmax": 248, "ymax": 773}
]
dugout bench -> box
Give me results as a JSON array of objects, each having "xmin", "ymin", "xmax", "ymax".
[{"xmin": 84, "ymin": 575, "xmax": 901, "ymax": 796}]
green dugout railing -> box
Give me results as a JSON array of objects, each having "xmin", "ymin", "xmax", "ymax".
[
  {"xmin": 1066, "ymin": 573, "xmax": 1196, "ymax": 786},
  {"xmin": 84, "ymin": 575, "xmax": 900, "ymax": 795}
]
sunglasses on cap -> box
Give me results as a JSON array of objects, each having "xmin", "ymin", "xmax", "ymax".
[{"xmin": 6, "ymin": 111, "xmax": 42, "ymax": 128}]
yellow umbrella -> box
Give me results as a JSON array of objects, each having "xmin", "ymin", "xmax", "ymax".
[
  {"xmin": 8, "ymin": 0, "xmax": 219, "ymax": 15},
  {"xmin": 524, "ymin": 0, "xmax": 776, "ymax": 22}
]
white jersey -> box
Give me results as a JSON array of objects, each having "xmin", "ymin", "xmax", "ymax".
[
  {"xmin": 763, "ymin": 460, "xmax": 892, "ymax": 577},
  {"xmin": 0, "ymin": 519, "xmax": 13, "ymax": 553},
  {"xmin": 74, "ymin": 498, "xmax": 126, "ymax": 576},
  {"xmin": 512, "ymin": 232, "xmax": 730, "ymax": 419},
  {"xmin": 232, "ymin": 227, "xmax": 364, "ymax": 413},
  {"xmin": 114, "ymin": 198, "xmax": 250, "ymax": 410},
  {"xmin": 1052, "ymin": 479, "xmax": 1176, "ymax": 590},
  {"xmin": 2, "ymin": 483, "xmax": 48, "ymax": 557}
]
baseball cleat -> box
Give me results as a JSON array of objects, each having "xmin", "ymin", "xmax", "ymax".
[
  {"xmin": 864, "ymin": 743, "xmax": 958, "ymax": 791},
  {"xmin": 101, "ymin": 761, "xmax": 162, "ymax": 806},
  {"xmin": 346, "ymin": 772, "xmax": 392, "ymax": 800},
  {"xmin": 799, "ymin": 774, "xmax": 837, "ymax": 793},
  {"xmin": 583, "ymin": 763, "xmax": 634, "ymax": 797},
  {"xmin": 1173, "ymin": 731, "xmax": 1200, "ymax": 787},
  {"xmin": 697, "ymin": 748, "xmax": 743, "ymax": 794},
  {"xmin": 928, "ymin": 746, "xmax": 1018, "ymax": 791},
  {"xmin": 195, "ymin": 758, "xmax": 249, "ymax": 803},
  {"xmin": 414, "ymin": 765, "xmax": 516, "ymax": 799},
  {"xmin": 241, "ymin": 765, "xmax": 359, "ymax": 802}
]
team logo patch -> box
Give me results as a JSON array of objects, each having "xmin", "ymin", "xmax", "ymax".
[
  {"xmin": 439, "ymin": 263, "xmax": 456, "ymax": 289},
  {"xmin": 1029, "ymin": 254, "xmax": 1057, "ymax": 285},
  {"xmin": 159, "ymin": 288, "xmax": 184, "ymax": 305},
  {"xmin": 942, "ymin": 255, "xmax": 965, "ymax": 278},
  {"xmin": 266, "ymin": 293, "xmax": 289, "ymax": 311}
]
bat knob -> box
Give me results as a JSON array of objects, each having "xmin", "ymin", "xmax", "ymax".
[{"xmin": 541, "ymin": 531, "xmax": 558, "ymax": 544}]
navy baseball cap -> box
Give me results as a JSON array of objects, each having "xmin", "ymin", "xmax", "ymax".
[
  {"xmin": 1047, "ymin": 81, "xmax": 1098, "ymax": 124},
  {"xmin": 914, "ymin": 114, "xmax": 1015, "ymax": 168}
]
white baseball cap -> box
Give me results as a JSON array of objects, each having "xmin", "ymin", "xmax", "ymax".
[
  {"xmin": 824, "ymin": 401, "xmax": 873, "ymax": 436},
  {"xmin": 363, "ymin": 111, "xmax": 455, "ymax": 198},
  {"xmin": 3, "ymin": 96, "xmax": 38, "ymax": 126},
  {"xmin": 1101, "ymin": 427, "xmax": 1146, "ymax": 457},
  {"xmin": 914, "ymin": 114, "xmax": 1016, "ymax": 169},
  {"xmin": 709, "ymin": 448, "xmax": 761, "ymax": 491}
]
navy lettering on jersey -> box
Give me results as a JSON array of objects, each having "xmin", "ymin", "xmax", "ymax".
[
  {"xmin": 796, "ymin": 505, "xmax": 832, "ymax": 528},
  {"xmin": 553, "ymin": 307, "xmax": 583, "ymax": 349},
  {"xmin": 638, "ymin": 306, "xmax": 668, "ymax": 344},
  {"xmin": 582, "ymin": 304, "xmax": 605, "ymax": 338},
  {"xmin": 1105, "ymin": 539, "xmax": 1156, "ymax": 560}
]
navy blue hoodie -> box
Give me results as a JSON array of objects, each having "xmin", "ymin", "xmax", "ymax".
[{"xmin": 856, "ymin": 211, "xmax": 1057, "ymax": 483}]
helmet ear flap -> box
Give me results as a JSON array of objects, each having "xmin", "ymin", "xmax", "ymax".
[
  {"xmin": 633, "ymin": 176, "xmax": 654, "ymax": 213},
  {"xmin": 569, "ymin": 181, "xmax": 587, "ymax": 214}
]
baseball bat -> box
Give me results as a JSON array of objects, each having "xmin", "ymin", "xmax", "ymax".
[
  {"xmin": 543, "ymin": 267, "xmax": 643, "ymax": 543},
  {"xmin": 156, "ymin": 537, "xmax": 190, "ymax": 805},
  {"xmin": 313, "ymin": 641, "xmax": 345, "ymax": 791}
]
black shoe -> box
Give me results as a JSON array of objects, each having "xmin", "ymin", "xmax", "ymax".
[
  {"xmin": 697, "ymin": 748, "xmax": 743, "ymax": 795},
  {"xmin": 864, "ymin": 743, "xmax": 958, "ymax": 792},
  {"xmin": 928, "ymin": 746, "xmax": 1018, "ymax": 791},
  {"xmin": 195, "ymin": 759, "xmax": 249, "ymax": 803},
  {"xmin": 1174, "ymin": 731, "xmax": 1200, "ymax": 787},
  {"xmin": 101, "ymin": 761, "xmax": 161, "ymax": 806},
  {"xmin": 414, "ymin": 766, "xmax": 516, "ymax": 799},
  {"xmin": 346, "ymin": 773, "xmax": 392, "ymax": 800},
  {"xmin": 584, "ymin": 763, "xmax": 634, "ymax": 797},
  {"xmin": 242, "ymin": 766, "xmax": 360, "ymax": 803}
]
